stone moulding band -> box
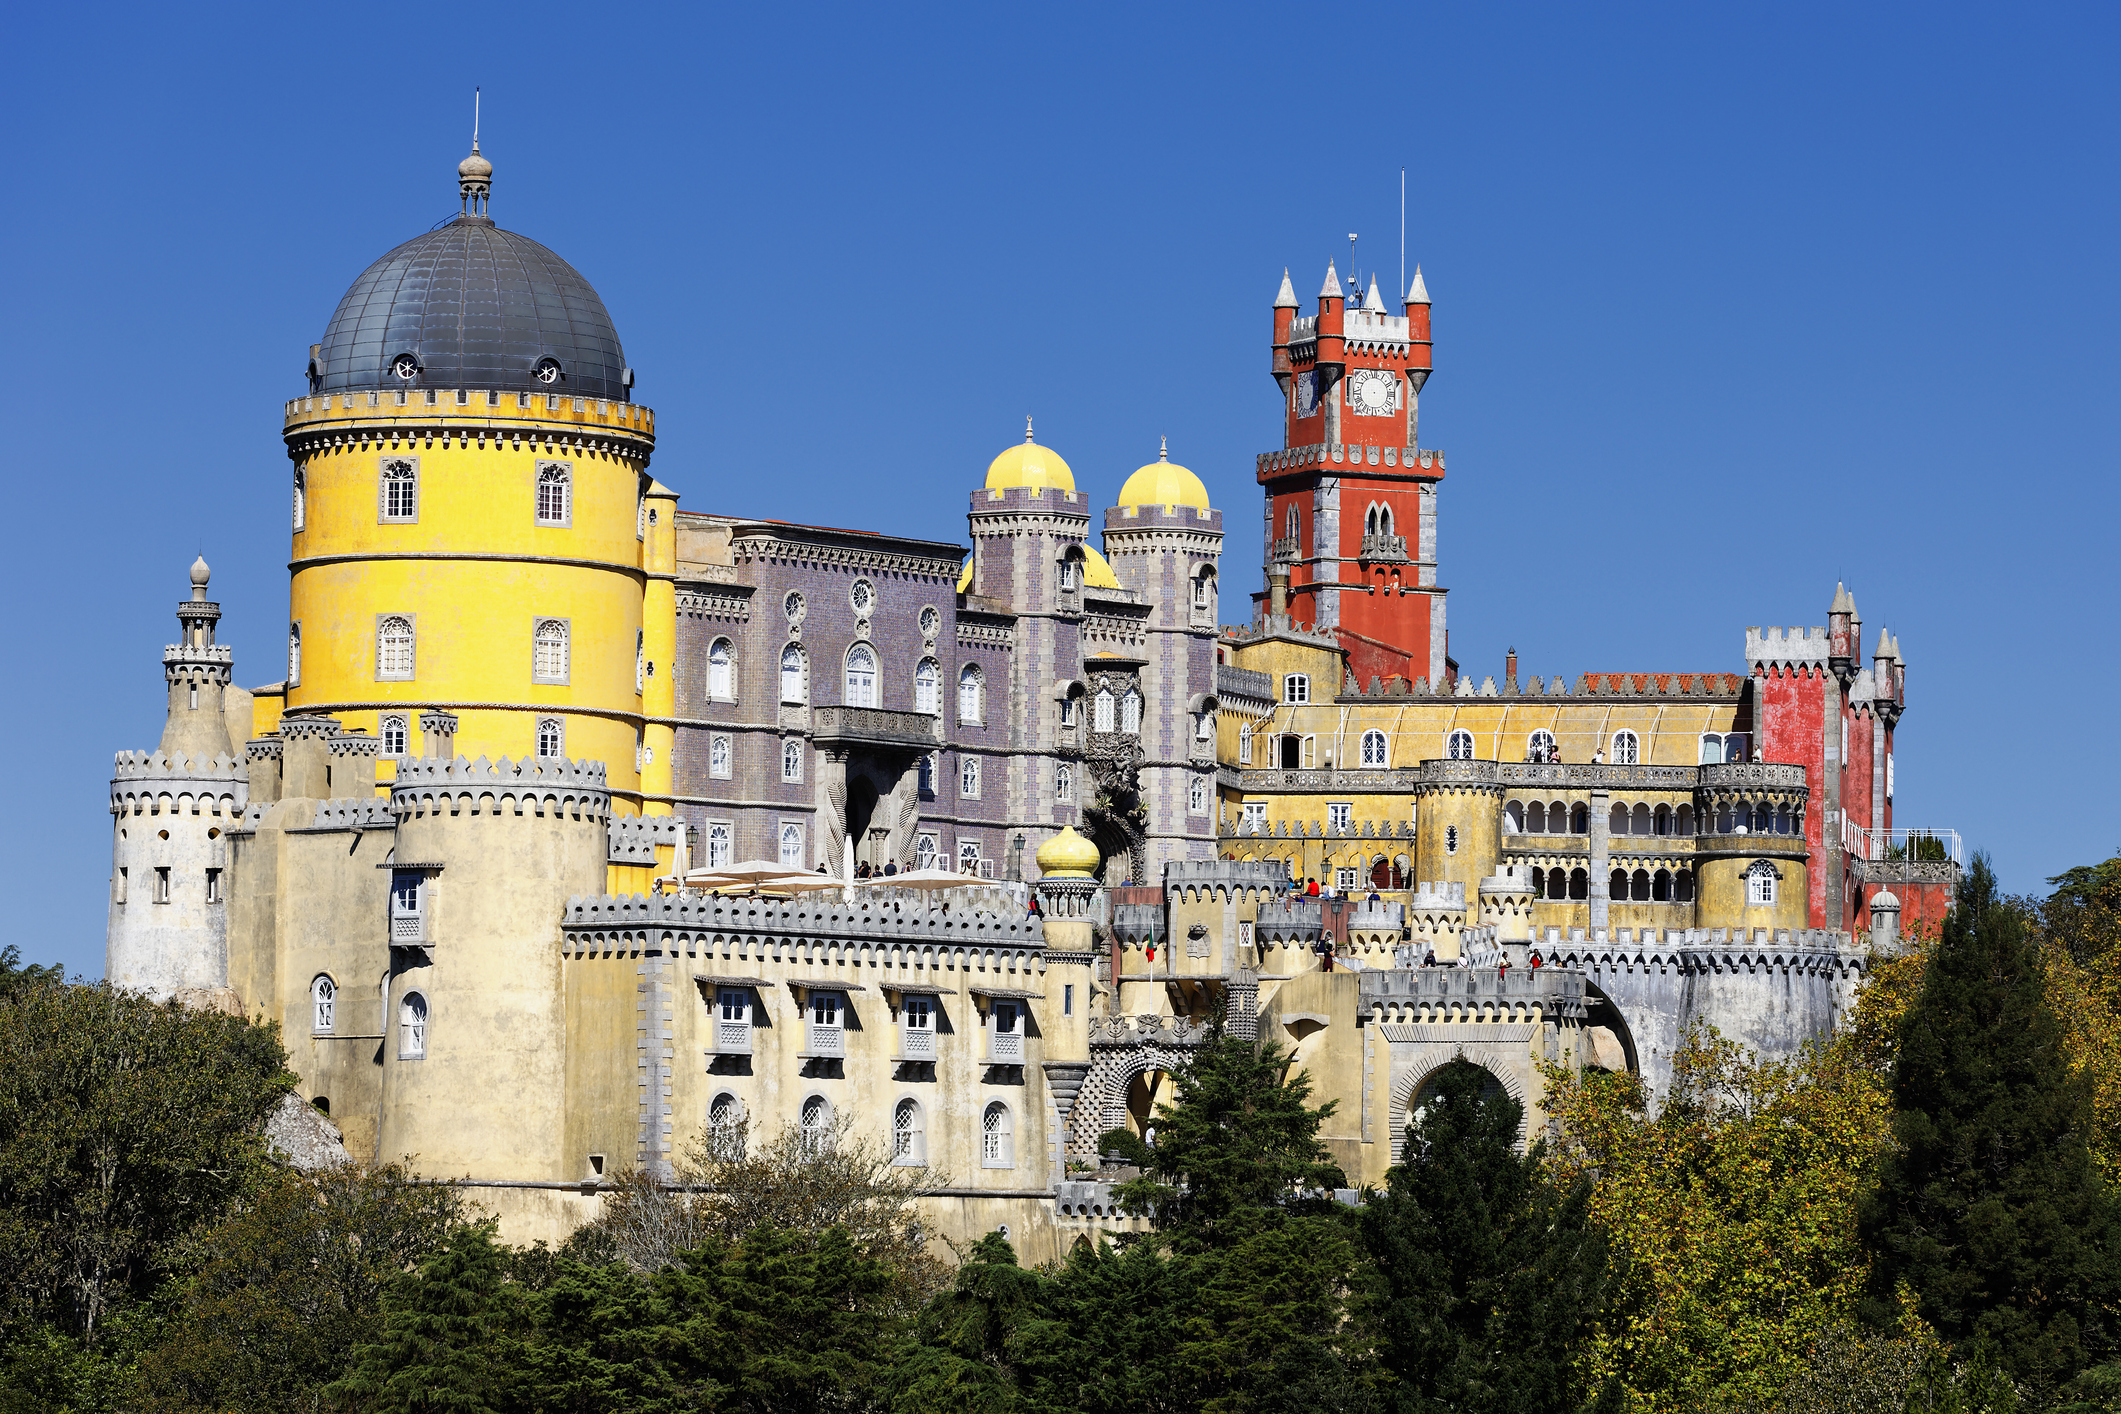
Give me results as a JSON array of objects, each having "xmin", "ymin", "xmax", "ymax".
[
  {"xmin": 290, "ymin": 700, "xmax": 646, "ymax": 727},
  {"xmin": 290, "ymin": 552, "xmax": 647, "ymax": 579}
]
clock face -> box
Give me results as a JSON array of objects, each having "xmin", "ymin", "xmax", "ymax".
[
  {"xmin": 1294, "ymin": 371, "xmax": 1320, "ymax": 419},
  {"xmin": 1346, "ymin": 369, "xmax": 1401, "ymax": 417}
]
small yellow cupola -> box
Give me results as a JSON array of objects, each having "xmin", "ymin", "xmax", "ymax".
[
  {"xmin": 1116, "ymin": 438, "xmax": 1210, "ymax": 512},
  {"xmin": 1035, "ymin": 825, "xmax": 1101, "ymax": 878},
  {"xmin": 985, "ymin": 417, "xmax": 1076, "ymax": 493},
  {"xmin": 1079, "ymin": 545, "xmax": 1122, "ymax": 589}
]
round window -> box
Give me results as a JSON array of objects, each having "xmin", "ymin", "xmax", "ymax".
[
  {"xmin": 534, "ymin": 358, "xmax": 562, "ymax": 385},
  {"xmin": 391, "ymin": 353, "xmax": 420, "ymax": 381},
  {"xmin": 851, "ymin": 579, "xmax": 875, "ymax": 616},
  {"xmin": 784, "ymin": 591, "xmax": 805, "ymax": 623},
  {"xmin": 919, "ymin": 605, "xmax": 940, "ymax": 639}
]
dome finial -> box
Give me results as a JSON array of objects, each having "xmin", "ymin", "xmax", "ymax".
[
  {"xmin": 1159, "ymin": 435, "xmax": 1168, "ymax": 461},
  {"xmin": 188, "ymin": 555, "xmax": 211, "ymax": 600},
  {"xmin": 457, "ymin": 88, "xmax": 493, "ymax": 218},
  {"xmin": 1025, "ymin": 415, "xmax": 1035, "ymax": 443}
]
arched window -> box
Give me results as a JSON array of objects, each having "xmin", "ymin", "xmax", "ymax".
[
  {"xmin": 1611, "ymin": 869, "xmax": 1630, "ymax": 900},
  {"xmin": 1504, "ymin": 800, "xmax": 1524, "ymax": 833},
  {"xmin": 537, "ymin": 717, "xmax": 564, "ymax": 758},
  {"xmin": 1094, "ymin": 690, "xmax": 1115, "ymax": 733},
  {"xmin": 958, "ymin": 664, "xmax": 983, "ymax": 723},
  {"xmin": 1746, "ymin": 860, "xmax": 1779, "ymax": 906},
  {"xmin": 917, "ymin": 754, "xmax": 935, "ymax": 798},
  {"xmin": 311, "ymin": 975, "xmax": 335, "ymax": 1033},
  {"xmin": 1675, "ymin": 869, "xmax": 1696, "ymax": 903},
  {"xmin": 399, "ymin": 992, "xmax": 427, "ymax": 1059},
  {"xmin": 1120, "ymin": 691, "xmax": 1142, "ymax": 734},
  {"xmin": 894, "ymin": 1098, "xmax": 926, "ymax": 1165},
  {"xmin": 380, "ymin": 715, "xmax": 408, "ymax": 757},
  {"xmin": 535, "ymin": 461, "xmax": 571, "ymax": 525},
  {"xmin": 379, "ymin": 458, "xmax": 418, "ymax": 521},
  {"xmin": 1192, "ymin": 569, "xmax": 1215, "ymax": 612},
  {"xmin": 779, "ymin": 822, "xmax": 805, "ymax": 868},
  {"xmin": 1365, "ymin": 505, "xmax": 1378, "ymax": 535},
  {"xmin": 1652, "ymin": 869, "xmax": 1672, "ymax": 902},
  {"xmin": 1677, "ymin": 804, "xmax": 1695, "ymax": 835},
  {"xmin": 1632, "ymin": 803, "xmax": 1652, "ymax": 835},
  {"xmin": 1238, "ymin": 724, "xmax": 1252, "ymax": 764},
  {"xmin": 292, "ymin": 469, "xmax": 306, "ymax": 531},
  {"xmin": 1360, "ymin": 730, "xmax": 1388, "ymax": 767},
  {"xmin": 782, "ymin": 739, "xmax": 803, "ymax": 783},
  {"xmin": 1631, "ymin": 869, "xmax": 1651, "ymax": 902},
  {"xmin": 1058, "ymin": 553, "xmax": 1080, "ymax": 592},
  {"xmin": 916, "ymin": 659, "xmax": 940, "ymax": 715},
  {"xmin": 982, "ymin": 1101, "xmax": 1014, "ymax": 1168},
  {"xmin": 288, "ymin": 623, "xmax": 301, "ymax": 687},
  {"xmin": 845, "ymin": 645, "xmax": 878, "ymax": 708},
  {"xmin": 1056, "ymin": 764, "xmax": 1073, "ymax": 801},
  {"xmin": 533, "ymin": 619, "xmax": 569, "ymax": 683},
  {"xmin": 1568, "ymin": 868, "xmax": 1589, "ymax": 900},
  {"xmin": 800, "ymin": 1096, "xmax": 834, "ymax": 1156},
  {"xmin": 1285, "ymin": 504, "xmax": 1300, "ymax": 541},
  {"xmin": 1611, "ymin": 730, "xmax": 1640, "ymax": 765},
  {"xmin": 1610, "ymin": 803, "xmax": 1630, "ymax": 835},
  {"xmin": 960, "ymin": 757, "xmax": 981, "ymax": 799},
  {"xmin": 780, "ymin": 644, "xmax": 806, "ymax": 704},
  {"xmin": 376, "ymin": 616, "xmax": 415, "ymax": 680},
  {"xmin": 1653, "ymin": 804, "xmax": 1671, "ymax": 836},
  {"xmin": 707, "ymin": 639, "xmax": 734, "ymax": 700},
  {"xmin": 1699, "ymin": 733, "xmax": 1723, "ymax": 765},
  {"xmin": 635, "ymin": 629, "xmax": 645, "ymax": 693},
  {"xmin": 1545, "ymin": 867, "xmax": 1567, "ymax": 900},
  {"xmin": 1446, "ymin": 729, "xmax": 1475, "ymax": 761},
  {"xmin": 1377, "ymin": 504, "xmax": 1392, "ymax": 535},
  {"xmin": 1527, "ymin": 729, "xmax": 1555, "ymax": 762},
  {"xmin": 1776, "ymin": 804, "xmax": 1793, "ymax": 835},
  {"xmin": 708, "ymin": 1092, "xmax": 744, "ymax": 1157},
  {"xmin": 1526, "ymin": 801, "xmax": 1546, "ymax": 834},
  {"xmin": 1189, "ymin": 776, "xmax": 1207, "ymax": 814},
  {"xmin": 1571, "ymin": 804, "xmax": 1589, "ymax": 834},
  {"xmin": 706, "ymin": 821, "xmax": 732, "ymax": 869}
]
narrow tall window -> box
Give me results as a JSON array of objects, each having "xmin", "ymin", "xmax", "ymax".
[
  {"xmin": 288, "ymin": 624, "xmax": 301, "ymax": 687},
  {"xmin": 1528, "ymin": 729, "xmax": 1556, "ymax": 762},
  {"xmin": 1056, "ymin": 764, "xmax": 1073, "ymax": 801},
  {"xmin": 916, "ymin": 833, "xmax": 938, "ymax": 870},
  {"xmin": 1238, "ymin": 724, "xmax": 1252, "ymax": 764},
  {"xmin": 1612, "ymin": 730, "xmax": 1640, "ymax": 766},
  {"xmin": 957, "ymin": 839, "xmax": 981, "ymax": 875},
  {"xmin": 961, "ymin": 757, "xmax": 981, "ymax": 799},
  {"xmin": 916, "ymin": 659, "xmax": 940, "ymax": 716},
  {"xmin": 780, "ymin": 644, "xmax": 806, "ymax": 704},
  {"xmin": 1360, "ymin": 729, "xmax": 1388, "ymax": 767},
  {"xmin": 1699, "ymin": 733, "xmax": 1723, "ymax": 765},
  {"xmin": 706, "ymin": 822, "xmax": 732, "ymax": 869},
  {"xmin": 800, "ymin": 1096, "xmax": 833, "ymax": 1155},
  {"xmin": 153, "ymin": 867, "xmax": 171, "ymax": 903},
  {"xmin": 1189, "ymin": 777, "xmax": 1208, "ymax": 814},
  {"xmin": 533, "ymin": 619, "xmax": 569, "ymax": 684},
  {"xmin": 845, "ymin": 645, "xmax": 878, "ymax": 708},
  {"xmin": 918, "ymin": 754, "xmax": 935, "ymax": 798},
  {"xmin": 710, "ymin": 734, "xmax": 732, "ymax": 779},
  {"xmin": 378, "ymin": 458, "xmax": 418, "ymax": 522},
  {"xmin": 1746, "ymin": 859, "xmax": 1778, "ymax": 906},
  {"xmin": 1446, "ymin": 728, "xmax": 1475, "ymax": 760},
  {"xmin": 1120, "ymin": 691, "xmax": 1141, "ymax": 734},
  {"xmin": 781, "ymin": 739, "xmax": 803, "ymax": 782},
  {"xmin": 707, "ymin": 639, "xmax": 734, "ymax": 700},
  {"xmin": 779, "ymin": 822, "xmax": 805, "ymax": 868},
  {"xmin": 292, "ymin": 469, "xmax": 306, "ymax": 531},
  {"xmin": 708, "ymin": 1092, "xmax": 744, "ymax": 1154},
  {"xmin": 1094, "ymin": 690, "xmax": 1115, "ymax": 732},
  {"xmin": 982, "ymin": 1102, "xmax": 1014, "ymax": 1167},
  {"xmin": 376, "ymin": 616, "xmax": 415, "ymax": 680},
  {"xmin": 635, "ymin": 631, "xmax": 645, "ymax": 693},
  {"xmin": 958, "ymin": 665, "xmax": 984, "ymax": 724},
  {"xmin": 535, "ymin": 461, "xmax": 572, "ymax": 526},
  {"xmin": 311, "ymin": 975, "xmax": 336, "ymax": 1033},
  {"xmin": 380, "ymin": 715, "xmax": 408, "ymax": 757},
  {"xmin": 399, "ymin": 993, "xmax": 427, "ymax": 1059},
  {"xmin": 1285, "ymin": 504, "xmax": 1299, "ymax": 540},
  {"xmin": 894, "ymin": 1099, "xmax": 926, "ymax": 1165},
  {"xmin": 536, "ymin": 718, "xmax": 564, "ymax": 758},
  {"xmin": 1329, "ymin": 802, "xmax": 1352, "ymax": 832}
]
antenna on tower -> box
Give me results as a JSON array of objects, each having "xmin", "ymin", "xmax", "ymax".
[
  {"xmin": 1399, "ymin": 168, "xmax": 1405, "ymax": 303},
  {"xmin": 473, "ymin": 87, "xmax": 481, "ymax": 149},
  {"xmin": 1347, "ymin": 233, "xmax": 1360, "ymax": 299}
]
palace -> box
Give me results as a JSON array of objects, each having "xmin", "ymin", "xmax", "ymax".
[{"xmin": 103, "ymin": 145, "xmax": 1959, "ymax": 1255}]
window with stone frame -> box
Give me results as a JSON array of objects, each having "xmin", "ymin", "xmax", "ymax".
[
  {"xmin": 1328, "ymin": 802, "xmax": 1352, "ymax": 832},
  {"xmin": 535, "ymin": 461, "xmax": 572, "ymax": 526},
  {"xmin": 293, "ymin": 468, "xmax": 306, "ymax": 531},
  {"xmin": 781, "ymin": 738, "xmax": 804, "ymax": 783},
  {"xmin": 1612, "ymin": 730, "xmax": 1640, "ymax": 766},
  {"xmin": 957, "ymin": 838, "xmax": 981, "ymax": 875},
  {"xmin": 376, "ymin": 616, "xmax": 415, "ymax": 681},
  {"xmin": 288, "ymin": 623, "xmax": 301, "ymax": 687},
  {"xmin": 1238, "ymin": 723, "xmax": 1252, "ymax": 764},
  {"xmin": 380, "ymin": 715, "xmax": 409, "ymax": 757},
  {"xmin": 779, "ymin": 822, "xmax": 805, "ymax": 868},
  {"xmin": 710, "ymin": 734, "xmax": 732, "ymax": 779},
  {"xmin": 706, "ymin": 821, "xmax": 732, "ymax": 869},
  {"xmin": 311, "ymin": 975, "xmax": 335, "ymax": 1034},
  {"xmin": 845, "ymin": 644, "xmax": 878, "ymax": 708},
  {"xmin": 1189, "ymin": 776, "xmax": 1208, "ymax": 815},
  {"xmin": 1746, "ymin": 859, "xmax": 1778, "ymax": 906},
  {"xmin": 1120, "ymin": 691, "xmax": 1142, "ymax": 734},
  {"xmin": 916, "ymin": 833, "xmax": 938, "ymax": 871},
  {"xmin": 916, "ymin": 658, "xmax": 940, "ymax": 715},
  {"xmin": 378, "ymin": 457, "xmax": 419, "ymax": 522},
  {"xmin": 780, "ymin": 643, "xmax": 806, "ymax": 704},
  {"xmin": 533, "ymin": 619, "xmax": 569, "ymax": 684},
  {"xmin": 536, "ymin": 718, "xmax": 564, "ymax": 759},
  {"xmin": 399, "ymin": 992, "xmax": 427, "ymax": 1059},
  {"xmin": 708, "ymin": 639, "xmax": 735, "ymax": 701},
  {"xmin": 1056, "ymin": 763, "xmax": 1073, "ymax": 802},
  {"xmin": 1094, "ymin": 690, "xmax": 1115, "ymax": 732},
  {"xmin": 1360, "ymin": 729, "xmax": 1388, "ymax": 767},
  {"xmin": 1446, "ymin": 728, "xmax": 1474, "ymax": 760},
  {"xmin": 894, "ymin": 1098, "xmax": 927, "ymax": 1165},
  {"xmin": 982, "ymin": 1101, "xmax": 1013, "ymax": 1167},
  {"xmin": 958, "ymin": 664, "xmax": 984, "ymax": 724},
  {"xmin": 1283, "ymin": 674, "xmax": 1309, "ymax": 704},
  {"xmin": 960, "ymin": 756, "xmax": 980, "ymax": 799}
]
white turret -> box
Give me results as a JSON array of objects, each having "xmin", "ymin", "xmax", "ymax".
[{"xmin": 107, "ymin": 561, "xmax": 249, "ymax": 999}]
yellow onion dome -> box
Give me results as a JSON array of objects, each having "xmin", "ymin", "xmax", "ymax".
[
  {"xmin": 957, "ymin": 555, "xmax": 973, "ymax": 593},
  {"xmin": 1116, "ymin": 438, "xmax": 1209, "ymax": 511},
  {"xmin": 1035, "ymin": 826, "xmax": 1101, "ymax": 878},
  {"xmin": 1080, "ymin": 545, "xmax": 1122, "ymax": 589},
  {"xmin": 985, "ymin": 418, "xmax": 1075, "ymax": 493}
]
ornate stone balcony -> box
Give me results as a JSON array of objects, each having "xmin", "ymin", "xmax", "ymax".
[
  {"xmin": 1271, "ymin": 535, "xmax": 1299, "ymax": 562},
  {"xmin": 1358, "ymin": 533, "xmax": 1409, "ymax": 561},
  {"xmin": 811, "ymin": 705, "xmax": 941, "ymax": 752}
]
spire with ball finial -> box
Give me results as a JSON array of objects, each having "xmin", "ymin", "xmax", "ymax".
[{"xmin": 458, "ymin": 88, "xmax": 493, "ymax": 218}]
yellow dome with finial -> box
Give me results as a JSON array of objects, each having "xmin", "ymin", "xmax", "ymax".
[
  {"xmin": 1116, "ymin": 438, "xmax": 1210, "ymax": 511},
  {"xmin": 985, "ymin": 417, "xmax": 1076, "ymax": 493},
  {"xmin": 1035, "ymin": 825, "xmax": 1101, "ymax": 878}
]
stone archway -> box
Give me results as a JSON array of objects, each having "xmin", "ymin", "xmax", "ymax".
[{"xmin": 1387, "ymin": 1049, "xmax": 1534, "ymax": 1161}]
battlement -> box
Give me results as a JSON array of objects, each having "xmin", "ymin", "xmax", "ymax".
[
  {"xmin": 328, "ymin": 732, "xmax": 378, "ymax": 758},
  {"xmin": 1526, "ymin": 924, "xmax": 1860, "ymax": 977},
  {"xmin": 971, "ymin": 485, "xmax": 1089, "ymax": 509},
  {"xmin": 111, "ymin": 749, "xmax": 247, "ymax": 783},
  {"xmin": 1256, "ymin": 444, "xmax": 1445, "ymax": 479},
  {"xmin": 1746, "ymin": 625, "xmax": 1831, "ymax": 669},
  {"xmin": 1331, "ymin": 670, "xmax": 1745, "ymax": 700},
  {"xmin": 1223, "ymin": 816, "xmax": 1416, "ymax": 839},
  {"xmin": 1088, "ymin": 1013, "xmax": 1210, "ymax": 1048},
  {"xmin": 1409, "ymin": 881, "xmax": 1467, "ymax": 911},
  {"xmin": 298, "ymin": 797, "xmax": 396, "ymax": 833},
  {"xmin": 1161, "ymin": 858, "xmax": 1291, "ymax": 889},
  {"xmin": 283, "ymin": 388, "xmax": 656, "ymax": 444},
  {"xmin": 392, "ymin": 755, "xmax": 611, "ymax": 823},
  {"xmin": 1213, "ymin": 664, "xmax": 1274, "ymax": 705},
  {"xmin": 1358, "ymin": 959, "xmax": 1587, "ymax": 1021},
  {"xmin": 608, "ymin": 814, "xmax": 682, "ymax": 865},
  {"xmin": 560, "ymin": 891, "xmax": 1046, "ymax": 949},
  {"xmin": 1253, "ymin": 898, "xmax": 1323, "ymax": 940},
  {"xmin": 1110, "ymin": 903, "xmax": 1163, "ymax": 945},
  {"xmin": 162, "ymin": 645, "xmax": 234, "ymax": 666}
]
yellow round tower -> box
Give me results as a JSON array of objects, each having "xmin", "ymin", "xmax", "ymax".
[{"xmin": 276, "ymin": 146, "xmax": 656, "ymax": 813}]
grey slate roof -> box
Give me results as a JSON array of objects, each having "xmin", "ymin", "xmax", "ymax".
[{"xmin": 313, "ymin": 215, "xmax": 629, "ymax": 401}]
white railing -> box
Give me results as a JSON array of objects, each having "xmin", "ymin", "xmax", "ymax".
[
  {"xmin": 900, "ymin": 1026, "xmax": 936, "ymax": 1060},
  {"xmin": 715, "ymin": 1019, "xmax": 752, "ymax": 1054},
  {"xmin": 990, "ymin": 1030, "xmax": 1024, "ymax": 1064},
  {"xmin": 807, "ymin": 1022, "xmax": 845, "ymax": 1057},
  {"xmin": 1845, "ymin": 825, "xmax": 1962, "ymax": 865}
]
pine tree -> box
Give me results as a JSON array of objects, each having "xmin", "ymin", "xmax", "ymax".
[
  {"xmin": 1859, "ymin": 855, "xmax": 2121, "ymax": 1395},
  {"xmin": 328, "ymin": 1221, "xmax": 519, "ymax": 1414},
  {"xmin": 1362, "ymin": 1058, "xmax": 1618, "ymax": 1414}
]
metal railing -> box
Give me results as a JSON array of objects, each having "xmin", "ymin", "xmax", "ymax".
[{"xmin": 1844, "ymin": 825, "xmax": 1962, "ymax": 865}]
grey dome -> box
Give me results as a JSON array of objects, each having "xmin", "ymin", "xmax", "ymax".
[{"xmin": 312, "ymin": 215, "xmax": 630, "ymax": 401}]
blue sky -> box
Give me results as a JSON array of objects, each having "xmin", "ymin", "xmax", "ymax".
[{"xmin": 4, "ymin": 3, "xmax": 2114, "ymax": 976}]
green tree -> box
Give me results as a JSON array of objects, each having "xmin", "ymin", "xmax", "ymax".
[
  {"xmin": 1859, "ymin": 855, "xmax": 2121, "ymax": 1396},
  {"xmin": 0, "ymin": 945, "xmax": 63, "ymax": 1003},
  {"xmin": 1099, "ymin": 1029, "xmax": 1347, "ymax": 1250},
  {"xmin": 0, "ymin": 981, "xmax": 290, "ymax": 1345},
  {"xmin": 137, "ymin": 1163, "xmax": 468, "ymax": 1413},
  {"xmin": 328, "ymin": 1221, "xmax": 519, "ymax": 1414},
  {"xmin": 1362, "ymin": 1059, "xmax": 1615, "ymax": 1414},
  {"xmin": 892, "ymin": 1232, "xmax": 1078, "ymax": 1414}
]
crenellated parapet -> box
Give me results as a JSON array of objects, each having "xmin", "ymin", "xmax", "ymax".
[
  {"xmin": 1359, "ymin": 961, "xmax": 1587, "ymax": 1024},
  {"xmin": 1162, "ymin": 857, "xmax": 1289, "ymax": 902},
  {"xmin": 391, "ymin": 755, "xmax": 611, "ymax": 822},
  {"xmin": 607, "ymin": 813, "xmax": 682, "ymax": 866},
  {"xmin": 560, "ymin": 891, "xmax": 1046, "ymax": 952},
  {"xmin": 112, "ymin": 749, "xmax": 247, "ymax": 783},
  {"xmin": 298, "ymin": 797, "xmax": 397, "ymax": 833},
  {"xmin": 110, "ymin": 751, "xmax": 249, "ymax": 819},
  {"xmin": 1252, "ymin": 897, "xmax": 1323, "ymax": 943},
  {"xmin": 1746, "ymin": 625, "xmax": 1832, "ymax": 676}
]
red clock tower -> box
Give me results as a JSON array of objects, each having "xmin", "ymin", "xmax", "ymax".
[{"xmin": 1257, "ymin": 262, "xmax": 1447, "ymax": 689}]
